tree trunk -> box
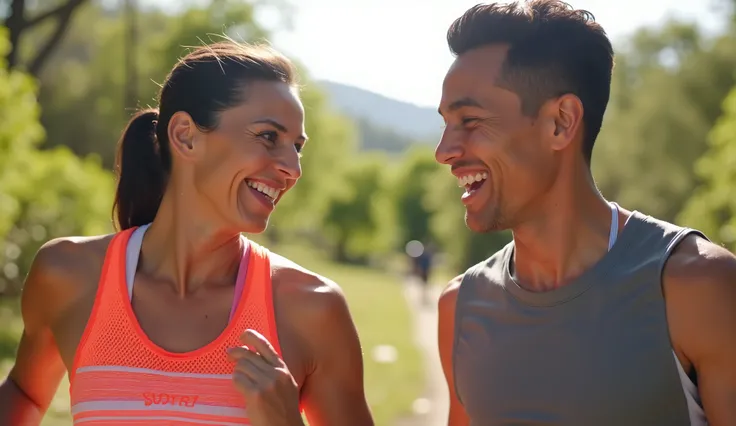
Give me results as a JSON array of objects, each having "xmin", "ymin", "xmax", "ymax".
[
  {"xmin": 4, "ymin": 0, "xmax": 90, "ymax": 76},
  {"xmin": 5, "ymin": 0, "xmax": 26, "ymax": 70}
]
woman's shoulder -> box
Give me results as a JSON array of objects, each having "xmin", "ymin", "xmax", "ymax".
[
  {"xmin": 268, "ymin": 251, "xmax": 350, "ymax": 323},
  {"xmin": 34, "ymin": 233, "xmax": 115, "ymax": 279},
  {"xmin": 267, "ymin": 251, "xmax": 363, "ymax": 375},
  {"xmin": 23, "ymin": 233, "xmax": 117, "ymax": 320}
]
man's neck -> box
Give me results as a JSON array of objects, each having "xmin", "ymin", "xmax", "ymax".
[
  {"xmin": 140, "ymin": 187, "xmax": 245, "ymax": 298},
  {"xmin": 510, "ymin": 174, "xmax": 616, "ymax": 292}
]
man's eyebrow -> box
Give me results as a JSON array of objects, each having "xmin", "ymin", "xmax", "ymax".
[{"xmin": 437, "ymin": 97, "xmax": 483, "ymax": 116}]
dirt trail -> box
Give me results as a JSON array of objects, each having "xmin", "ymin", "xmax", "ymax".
[{"xmin": 394, "ymin": 278, "xmax": 448, "ymax": 426}]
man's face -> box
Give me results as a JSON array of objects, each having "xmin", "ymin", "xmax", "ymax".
[{"xmin": 436, "ymin": 45, "xmax": 561, "ymax": 233}]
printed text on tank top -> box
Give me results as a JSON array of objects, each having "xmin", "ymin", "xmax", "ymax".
[{"xmin": 68, "ymin": 226, "xmax": 281, "ymax": 425}]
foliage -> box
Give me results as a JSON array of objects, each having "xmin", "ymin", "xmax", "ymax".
[
  {"xmin": 678, "ymin": 85, "xmax": 736, "ymax": 250},
  {"xmin": 322, "ymin": 153, "xmax": 397, "ymax": 262},
  {"xmin": 390, "ymin": 146, "xmax": 441, "ymax": 246},
  {"xmin": 593, "ymin": 22, "xmax": 736, "ymax": 222},
  {"xmin": 0, "ymin": 27, "xmax": 44, "ymax": 239},
  {"xmin": 0, "ymin": 26, "xmax": 114, "ymax": 294}
]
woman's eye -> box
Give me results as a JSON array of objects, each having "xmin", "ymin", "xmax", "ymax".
[{"xmin": 258, "ymin": 131, "xmax": 278, "ymax": 143}]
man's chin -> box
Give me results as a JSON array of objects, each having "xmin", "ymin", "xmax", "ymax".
[{"xmin": 465, "ymin": 211, "xmax": 502, "ymax": 234}]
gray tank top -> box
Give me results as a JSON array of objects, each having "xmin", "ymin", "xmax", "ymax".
[{"xmin": 453, "ymin": 209, "xmax": 707, "ymax": 426}]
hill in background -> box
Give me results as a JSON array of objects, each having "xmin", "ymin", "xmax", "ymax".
[{"xmin": 317, "ymin": 80, "xmax": 442, "ymax": 153}]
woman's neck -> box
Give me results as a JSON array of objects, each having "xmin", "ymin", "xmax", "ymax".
[{"xmin": 139, "ymin": 189, "xmax": 245, "ymax": 298}]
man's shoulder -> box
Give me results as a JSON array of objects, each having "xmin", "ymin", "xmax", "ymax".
[
  {"xmin": 665, "ymin": 233, "xmax": 736, "ymax": 281},
  {"xmin": 438, "ymin": 274, "xmax": 463, "ymax": 323},
  {"xmin": 630, "ymin": 210, "xmax": 709, "ymax": 243},
  {"xmin": 663, "ymin": 233, "xmax": 736, "ymax": 371},
  {"xmin": 663, "ymin": 233, "xmax": 735, "ymax": 332},
  {"xmin": 665, "ymin": 233, "xmax": 735, "ymax": 289},
  {"xmin": 439, "ymin": 242, "xmax": 512, "ymax": 310},
  {"xmin": 440, "ymin": 274, "xmax": 464, "ymax": 302}
]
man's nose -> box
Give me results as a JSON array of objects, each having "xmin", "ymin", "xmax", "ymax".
[{"xmin": 435, "ymin": 130, "xmax": 464, "ymax": 165}]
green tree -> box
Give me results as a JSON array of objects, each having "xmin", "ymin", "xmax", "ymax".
[
  {"xmin": 322, "ymin": 154, "xmax": 397, "ymax": 263},
  {"xmin": 3, "ymin": 0, "xmax": 90, "ymax": 75},
  {"xmin": 0, "ymin": 26, "xmax": 114, "ymax": 295},
  {"xmin": 678, "ymin": 85, "xmax": 736, "ymax": 250},
  {"xmin": 593, "ymin": 21, "xmax": 736, "ymax": 222},
  {"xmin": 391, "ymin": 145, "xmax": 441, "ymax": 247}
]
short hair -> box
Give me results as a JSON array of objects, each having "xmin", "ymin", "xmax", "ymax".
[{"xmin": 447, "ymin": 0, "xmax": 614, "ymax": 162}]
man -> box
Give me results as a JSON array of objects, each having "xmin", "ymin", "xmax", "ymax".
[{"xmin": 435, "ymin": 1, "xmax": 736, "ymax": 425}]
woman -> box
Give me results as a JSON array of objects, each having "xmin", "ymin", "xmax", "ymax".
[{"xmin": 0, "ymin": 41, "xmax": 373, "ymax": 426}]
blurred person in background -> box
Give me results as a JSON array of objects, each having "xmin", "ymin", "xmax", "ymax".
[
  {"xmin": 0, "ymin": 40, "xmax": 373, "ymax": 426},
  {"xmin": 435, "ymin": 1, "xmax": 736, "ymax": 425},
  {"xmin": 416, "ymin": 242, "xmax": 435, "ymax": 305},
  {"xmin": 406, "ymin": 239, "xmax": 435, "ymax": 304}
]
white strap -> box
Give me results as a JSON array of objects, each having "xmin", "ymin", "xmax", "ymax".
[
  {"xmin": 607, "ymin": 202, "xmax": 619, "ymax": 252},
  {"xmin": 125, "ymin": 224, "xmax": 151, "ymax": 301}
]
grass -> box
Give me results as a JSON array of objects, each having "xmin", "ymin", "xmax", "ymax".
[{"xmin": 0, "ymin": 242, "xmax": 423, "ymax": 426}]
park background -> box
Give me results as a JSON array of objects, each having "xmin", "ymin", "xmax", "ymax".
[{"xmin": 2, "ymin": 0, "xmax": 736, "ymax": 424}]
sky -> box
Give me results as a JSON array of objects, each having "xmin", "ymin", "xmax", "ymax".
[{"xmin": 250, "ymin": 0, "xmax": 728, "ymax": 108}]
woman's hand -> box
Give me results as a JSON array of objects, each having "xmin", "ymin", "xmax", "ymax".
[{"xmin": 228, "ymin": 329, "xmax": 303, "ymax": 426}]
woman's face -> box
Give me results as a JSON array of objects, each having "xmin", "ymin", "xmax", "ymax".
[{"xmin": 188, "ymin": 80, "xmax": 307, "ymax": 234}]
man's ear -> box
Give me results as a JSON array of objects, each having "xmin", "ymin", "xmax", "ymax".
[{"xmin": 545, "ymin": 93, "xmax": 584, "ymax": 152}]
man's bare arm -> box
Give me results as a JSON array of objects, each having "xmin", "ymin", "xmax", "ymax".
[
  {"xmin": 665, "ymin": 236, "xmax": 736, "ymax": 426},
  {"xmin": 298, "ymin": 279, "xmax": 373, "ymax": 426},
  {"xmin": 438, "ymin": 275, "xmax": 469, "ymax": 426},
  {"xmin": 0, "ymin": 240, "xmax": 71, "ymax": 424}
]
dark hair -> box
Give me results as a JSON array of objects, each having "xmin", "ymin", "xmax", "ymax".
[
  {"xmin": 447, "ymin": 0, "xmax": 614, "ymax": 162},
  {"xmin": 113, "ymin": 41, "xmax": 298, "ymax": 230}
]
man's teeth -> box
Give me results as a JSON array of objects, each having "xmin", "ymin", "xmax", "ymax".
[
  {"xmin": 457, "ymin": 172, "xmax": 488, "ymax": 188},
  {"xmin": 246, "ymin": 181, "xmax": 280, "ymax": 199}
]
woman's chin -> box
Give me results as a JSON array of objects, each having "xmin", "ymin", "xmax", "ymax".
[{"xmin": 235, "ymin": 213, "xmax": 270, "ymax": 235}]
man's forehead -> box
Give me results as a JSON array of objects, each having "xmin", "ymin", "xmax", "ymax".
[
  {"xmin": 442, "ymin": 46, "xmax": 508, "ymax": 101},
  {"xmin": 440, "ymin": 49, "xmax": 506, "ymax": 111},
  {"xmin": 447, "ymin": 45, "xmax": 508, "ymax": 82},
  {"xmin": 439, "ymin": 46, "xmax": 523, "ymax": 116}
]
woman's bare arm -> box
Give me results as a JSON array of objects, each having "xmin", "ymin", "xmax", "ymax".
[
  {"xmin": 297, "ymin": 279, "xmax": 373, "ymax": 426},
  {"xmin": 0, "ymin": 240, "xmax": 71, "ymax": 424}
]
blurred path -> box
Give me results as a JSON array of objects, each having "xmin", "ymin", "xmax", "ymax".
[{"xmin": 395, "ymin": 277, "xmax": 448, "ymax": 426}]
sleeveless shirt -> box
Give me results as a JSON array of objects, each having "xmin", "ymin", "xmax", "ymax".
[
  {"xmin": 452, "ymin": 211, "xmax": 708, "ymax": 426},
  {"xmin": 69, "ymin": 227, "xmax": 280, "ymax": 425}
]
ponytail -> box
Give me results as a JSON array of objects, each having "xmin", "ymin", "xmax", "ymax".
[{"xmin": 113, "ymin": 108, "xmax": 170, "ymax": 230}]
